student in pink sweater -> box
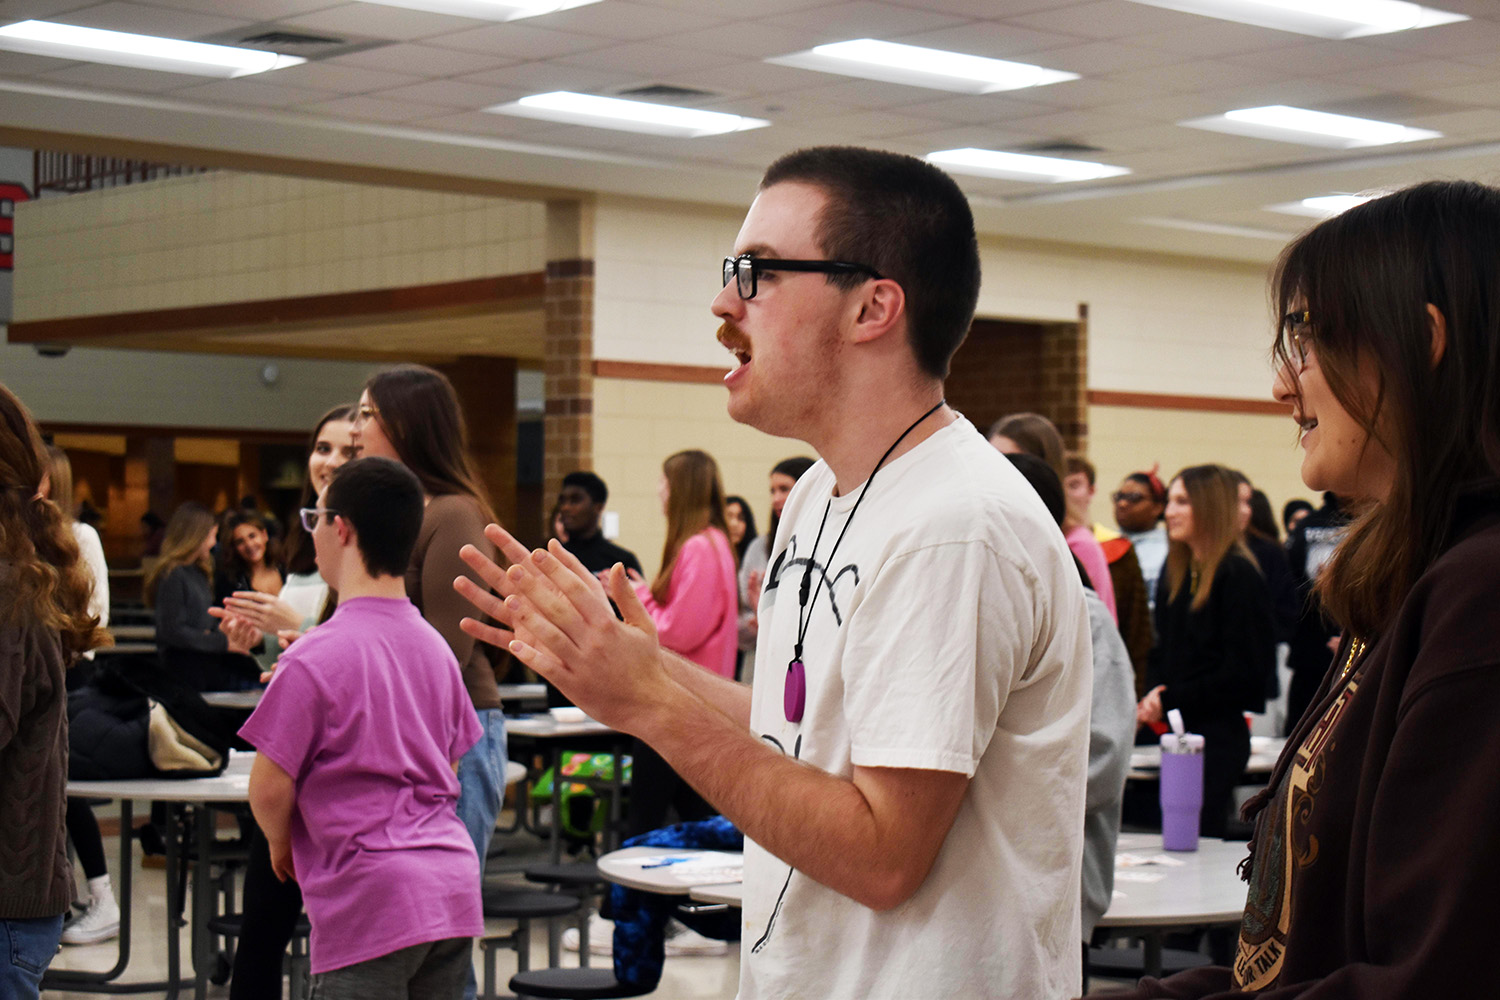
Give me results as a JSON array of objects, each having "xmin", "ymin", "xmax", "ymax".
[{"xmin": 627, "ymin": 448, "xmax": 738, "ymax": 836}]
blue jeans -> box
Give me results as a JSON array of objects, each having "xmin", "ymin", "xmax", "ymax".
[
  {"xmin": 1, "ymin": 914, "xmax": 63, "ymax": 999},
  {"xmin": 455, "ymin": 708, "xmax": 507, "ymax": 1000}
]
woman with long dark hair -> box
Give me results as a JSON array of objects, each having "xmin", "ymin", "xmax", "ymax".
[
  {"xmin": 147, "ymin": 503, "xmax": 258, "ymax": 691},
  {"xmin": 0, "ymin": 382, "xmax": 109, "ymax": 996},
  {"xmin": 1136, "ymin": 464, "xmax": 1274, "ymax": 839},
  {"xmin": 225, "ymin": 404, "xmax": 354, "ymax": 1000},
  {"xmin": 623, "ymin": 449, "xmax": 737, "ymax": 835},
  {"xmin": 350, "ymin": 364, "xmax": 505, "ymax": 985},
  {"xmin": 1116, "ymin": 180, "xmax": 1500, "ymax": 998}
]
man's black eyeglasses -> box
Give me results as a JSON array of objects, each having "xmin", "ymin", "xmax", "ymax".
[{"xmin": 722, "ymin": 254, "xmax": 883, "ymax": 301}]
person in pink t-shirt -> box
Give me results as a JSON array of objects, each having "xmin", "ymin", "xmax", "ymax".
[
  {"xmin": 625, "ymin": 448, "xmax": 738, "ymax": 838},
  {"xmin": 242, "ymin": 457, "xmax": 483, "ymax": 995}
]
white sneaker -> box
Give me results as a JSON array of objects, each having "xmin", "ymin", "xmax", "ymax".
[
  {"xmin": 664, "ymin": 919, "xmax": 729, "ymax": 957},
  {"xmin": 61, "ymin": 892, "xmax": 120, "ymax": 945},
  {"xmin": 561, "ymin": 914, "xmax": 614, "ymax": 956}
]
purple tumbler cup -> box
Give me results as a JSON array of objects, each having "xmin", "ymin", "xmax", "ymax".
[{"xmin": 1159, "ymin": 732, "xmax": 1205, "ymax": 851}]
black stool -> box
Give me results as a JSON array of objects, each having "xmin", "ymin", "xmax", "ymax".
[
  {"xmin": 509, "ymin": 968, "xmax": 653, "ymax": 998},
  {"xmin": 206, "ymin": 913, "xmax": 312, "ymax": 1000},
  {"xmin": 479, "ymin": 885, "xmax": 582, "ymax": 1000}
]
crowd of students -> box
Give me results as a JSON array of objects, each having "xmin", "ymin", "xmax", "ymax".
[{"xmin": 4, "ymin": 151, "xmax": 1500, "ymax": 999}]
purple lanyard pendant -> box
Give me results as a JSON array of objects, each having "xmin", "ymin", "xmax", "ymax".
[{"xmin": 784, "ymin": 658, "xmax": 806, "ymax": 723}]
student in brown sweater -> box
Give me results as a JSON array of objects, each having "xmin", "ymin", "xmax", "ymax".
[
  {"xmin": 0, "ymin": 381, "xmax": 109, "ymax": 998},
  {"xmin": 1105, "ymin": 180, "xmax": 1500, "ymax": 997},
  {"xmin": 351, "ymin": 364, "xmax": 503, "ymax": 1000}
]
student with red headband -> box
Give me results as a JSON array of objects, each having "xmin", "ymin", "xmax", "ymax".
[{"xmin": 1113, "ymin": 468, "xmax": 1168, "ymax": 614}]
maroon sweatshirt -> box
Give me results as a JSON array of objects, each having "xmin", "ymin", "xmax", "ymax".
[{"xmin": 1105, "ymin": 489, "xmax": 1500, "ymax": 998}]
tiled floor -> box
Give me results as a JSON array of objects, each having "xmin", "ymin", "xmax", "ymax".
[{"xmin": 45, "ymin": 811, "xmax": 1135, "ymax": 999}]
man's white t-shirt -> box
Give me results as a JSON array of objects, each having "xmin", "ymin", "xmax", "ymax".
[{"xmin": 739, "ymin": 416, "xmax": 1092, "ymax": 1000}]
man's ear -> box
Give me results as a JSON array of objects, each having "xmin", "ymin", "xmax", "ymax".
[
  {"xmin": 335, "ymin": 515, "xmax": 353, "ymax": 547},
  {"xmin": 1426, "ymin": 303, "xmax": 1448, "ymax": 369},
  {"xmin": 849, "ymin": 278, "xmax": 906, "ymax": 345}
]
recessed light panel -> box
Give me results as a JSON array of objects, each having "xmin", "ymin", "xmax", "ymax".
[
  {"xmin": 768, "ymin": 39, "xmax": 1077, "ymax": 94},
  {"xmin": 1124, "ymin": 0, "xmax": 1466, "ymax": 39},
  {"xmin": 926, "ymin": 148, "xmax": 1131, "ymax": 183},
  {"xmin": 357, "ymin": 0, "xmax": 602, "ymax": 20},
  {"xmin": 0, "ymin": 20, "xmax": 304, "ymax": 77},
  {"xmin": 1266, "ymin": 193, "xmax": 1380, "ymax": 217},
  {"xmin": 486, "ymin": 92, "xmax": 769, "ymax": 137},
  {"xmin": 1182, "ymin": 105, "xmax": 1442, "ymax": 148}
]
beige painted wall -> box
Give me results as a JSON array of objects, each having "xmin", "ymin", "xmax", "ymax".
[
  {"xmin": 13, "ymin": 172, "xmax": 545, "ymax": 320},
  {"xmin": 1086, "ymin": 404, "xmax": 1314, "ymax": 537},
  {"xmin": 593, "ymin": 375, "xmax": 812, "ymax": 578}
]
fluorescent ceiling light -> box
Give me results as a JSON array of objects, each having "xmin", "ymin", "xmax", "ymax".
[
  {"xmin": 1138, "ymin": 217, "xmax": 1291, "ymax": 240},
  {"xmin": 0, "ymin": 20, "xmax": 304, "ymax": 77},
  {"xmin": 926, "ymin": 148, "xmax": 1131, "ymax": 183},
  {"xmin": 356, "ymin": 0, "xmax": 601, "ymax": 20},
  {"xmin": 486, "ymin": 92, "xmax": 769, "ymax": 137},
  {"xmin": 1124, "ymin": 0, "xmax": 1466, "ymax": 39},
  {"xmin": 1181, "ymin": 105, "xmax": 1441, "ymax": 148},
  {"xmin": 767, "ymin": 39, "xmax": 1077, "ymax": 94},
  {"xmin": 1266, "ymin": 193, "xmax": 1379, "ymax": 217}
]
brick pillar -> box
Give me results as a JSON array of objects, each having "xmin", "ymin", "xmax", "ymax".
[
  {"xmin": 1043, "ymin": 304, "xmax": 1089, "ymax": 455},
  {"xmin": 541, "ymin": 199, "xmax": 594, "ymax": 526},
  {"xmin": 543, "ymin": 258, "xmax": 593, "ymax": 507}
]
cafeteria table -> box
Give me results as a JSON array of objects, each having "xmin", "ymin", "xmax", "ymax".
[
  {"xmin": 52, "ymin": 753, "xmax": 526, "ymax": 999},
  {"xmin": 1128, "ymin": 735, "xmax": 1286, "ymax": 781},
  {"xmin": 506, "ymin": 712, "xmax": 628, "ymax": 862},
  {"xmin": 1095, "ymin": 832, "xmax": 1251, "ymax": 977}
]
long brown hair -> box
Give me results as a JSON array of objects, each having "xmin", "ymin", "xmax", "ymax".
[
  {"xmin": 0, "ymin": 383, "xmax": 109, "ymax": 659},
  {"xmin": 1165, "ymin": 464, "xmax": 1255, "ymax": 612},
  {"xmin": 1272, "ymin": 181, "xmax": 1500, "ymax": 639},
  {"xmin": 991, "ymin": 413, "xmax": 1067, "ymax": 486},
  {"xmin": 364, "ymin": 365, "xmax": 494, "ymax": 521},
  {"xmin": 218, "ymin": 509, "xmax": 283, "ymax": 585},
  {"xmin": 652, "ymin": 449, "xmax": 730, "ymax": 604},
  {"xmin": 285, "ymin": 404, "xmax": 356, "ymax": 577},
  {"xmin": 44, "ymin": 444, "xmax": 75, "ymax": 519},
  {"xmin": 145, "ymin": 502, "xmax": 216, "ymax": 606}
]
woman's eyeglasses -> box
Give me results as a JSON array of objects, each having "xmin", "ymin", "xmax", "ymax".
[
  {"xmin": 1282, "ymin": 310, "xmax": 1314, "ymax": 368},
  {"xmin": 354, "ymin": 403, "xmax": 379, "ymax": 425}
]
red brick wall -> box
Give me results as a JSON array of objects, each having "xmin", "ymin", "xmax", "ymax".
[
  {"xmin": 544, "ymin": 259, "xmax": 593, "ymax": 511},
  {"xmin": 944, "ymin": 310, "xmax": 1088, "ymax": 453}
]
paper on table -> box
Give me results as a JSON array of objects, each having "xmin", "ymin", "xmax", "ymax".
[
  {"xmin": 626, "ymin": 851, "xmax": 744, "ymax": 885},
  {"xmin": 1115, "ymin": 871, "xmax": 1167, "ymax": 884},
  {"xmin": 1116, "ymin": 853, "xmax": 1187, "ymax": 868}
]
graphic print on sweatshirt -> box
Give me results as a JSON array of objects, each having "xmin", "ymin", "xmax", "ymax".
[{"xmin": 751, "ymin": 528, "xmax": 862, "ymax": 954}]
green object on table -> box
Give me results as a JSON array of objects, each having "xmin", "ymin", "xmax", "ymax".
[{"xmin": 530, "ymin": 752, "xmax": 632, "ymax": 839}]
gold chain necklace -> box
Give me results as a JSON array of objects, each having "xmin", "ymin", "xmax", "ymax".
[{"xmin": 1337, "ymin": 637, "xmax": 1368, "ymax": 685}]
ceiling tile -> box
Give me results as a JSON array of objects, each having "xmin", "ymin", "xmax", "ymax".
[
  {"xmin": 282, "ymin": 4, "xmax": 491, "ymax": 41},
  {"xmin": 1106, "ymin": 58, "xmax": 1275, "ymax": 94},
  {"xmin": 888, "ymin": 21, "xmax": 1084, "ymax": 58},
  {"xmin": 1411, "ymin": 108, "xmax": 1500, "ymax": 136},
  {"xmin": 262, "ymin": 60, "xmax": 425, "ymax": 94},
  {"xmin": 766, "ymin": 2, "xmax": 970, "ymax": 42},
  {"xmin": 172, "ymin": 77, "xmax": 336, "ymax": 107},
  {"xmin": 634, "ymin": 0, "xmax": 829, "ymax": 13},
  {"xmin": 657, "ymin": 20, "xmax": 818, "ymax": 59},
  {"xmin": 1004, "ymin": 106, "xmax": 1156, "ymax": 138},
  {"xmin": 551, "ymin": 40, "xmax": 736, "ymax": 76},
  {"xmin": 1222, "ymin": 41, "xmax": 1417, "ymax": 77},
  {"xmin": 1356, "ymin": 17, "xmax": 1500, "ymax": 59},
  {"xmin": 1009, "ymin": 0, "xmax": 1204, "ymax": 39},
  {"xmin": 899, "ymin": 0, "xmax": 1080, "ymax": 15},
  {"xmin": 889, "ymin": 123, "xmax": 1049, "ymax": 151},
  {"xmin": 38, "ymin": 60, "xmax": 200, "ymax": 91},
  {"xmin": 0, "ymin": 49, "xmax": 79, "ymax": 75},
  {"xmin": 523, "ymin": 1, "xmax": 727, "ymax": 41},
  {"xmin": 1123, "ymin": 21, "xmax": 1308, "ymax": 57},
  {"xmin": 660, "ymin": 59, "xmax": 839, "ymax": 97},
  {"xmin": 890, "ymin": 92, "xmax": 1064, "ymax": 124},
  {"xmin": 51, "ymin": 1, "xmax": 253, "ymax": 39},
  {"xmin": 423, "ymin": 23, "xmax": 609, "ymax": 59},
  {"xmin": 0, "ymin": 0, "xmax": 102, "ymax": 19},
  {"xmin": 456, "ymin": 59, "xmax": 637, "ymax": 93},
  {"xmin": 371, "ymin": 77, "xmax": 512, "ymax": 108},
  {"xmin": 140, "ymin": 0, "xmax": 332, "ymax": 16},
  {"xmin": 761, "ymin": 76, "xmax": 957, "ymax": 110},
  {"xmin": 1031, "ymin": 40, "xmax": 1187, "ymax": 76},
  {"xmin": 1422, "ymin": 80, "xmax": 1500, "ymax": 107},
  {"xmin": 1012, "ymin": 74, "xmax": 1176, "ymax": 111},
  {"xmin": 325, "ymin": 42, "xmax": 518, "ymax": 77},
  {"xmin": 297, "ymin": 93, "xmax": 451, "ymax": 122},
  {"xmin": 1335, "ymin": 57, "xmax": 1497, "ymax": 92},
  {"xmin": 797, "ymin": 107, "xmax": 947, "ymax": 137}
]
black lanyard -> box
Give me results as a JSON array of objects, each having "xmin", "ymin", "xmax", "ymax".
[{"xmin": 783, "ymin": 399, "xmax": 946, "ymax": 723}]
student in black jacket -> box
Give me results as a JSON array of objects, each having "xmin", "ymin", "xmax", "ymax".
[{"xmin": 1139, "ymin": 464, "xmax": 1275, "ymax": 838}]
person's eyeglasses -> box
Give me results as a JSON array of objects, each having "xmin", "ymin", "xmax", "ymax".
[
  {"xmin": 1111, "ymin": 491, "xmax": 1149, "ymax": 505},
  {"xmin": 722, "ymin": 254, "xmax": 883, "ymax": 301},
  {"xmin": 1282, "ymin": 310, "xmax": 1313, "ymax": 368},
  {"xmin": 354, "ymin": 403, "xmax": 379, "ymax": 425},
  {"xmin": 299, "ymin": 507, "xmax": 337, "ymax": 532}
]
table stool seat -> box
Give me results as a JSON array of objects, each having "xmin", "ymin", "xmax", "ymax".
[
  {"xmin": 509, "ymin": 967, "xmax": 653, "ymax": 998},
  {"xmin": 523, "ymin": 861, "xmax": 603, "ymax": 888},
  {"xmin": 483, "ymin": 888, "xmax": 583, "ymax": 920},
  {"xmin": 1088, "ymin": 944, "xmax": 1213, "ymax": 977}
]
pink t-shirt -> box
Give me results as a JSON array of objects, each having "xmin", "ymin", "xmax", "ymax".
[
  {"xmin": 636, "ymin": 527, "xmax": 738, "ymax": 678},
  {"xmin": 239, "ymin": 596, "xmax": 484, "ymax": 974},
  {"xmin": 1066, "ymin": 524, "xmax": 1118, "ymax": 623}
]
